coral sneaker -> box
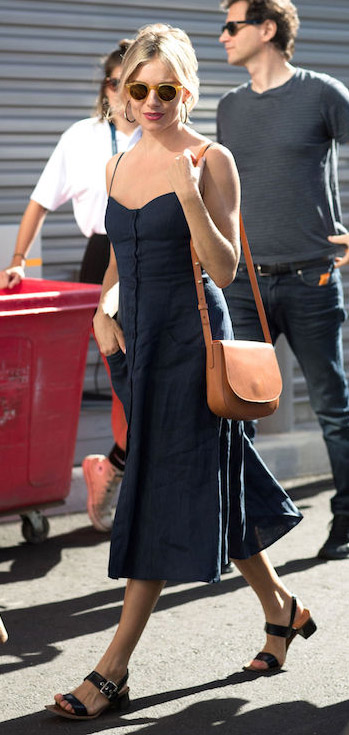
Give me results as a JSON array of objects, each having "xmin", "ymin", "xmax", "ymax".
[
  {"xmin": 83, "ymin": 455, "xmax": 122, "ymax": 532},
  {"xmin": 0, "ymin": 615, "xmax": 8, "ymax": 644}
]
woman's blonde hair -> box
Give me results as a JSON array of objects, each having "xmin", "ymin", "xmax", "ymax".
[{"xmin": 119, "ymin": 24, "xmax": 199, "ymax": 112}]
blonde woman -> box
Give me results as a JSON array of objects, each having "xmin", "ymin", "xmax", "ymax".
[{"xmin": 46, "ymin": 24, "xmax": 316, "ymax": 721}]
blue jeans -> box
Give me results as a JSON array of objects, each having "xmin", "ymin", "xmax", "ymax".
[{"xmin": 223, "ymin": 262, "xmax": 349, "ymax": 515}]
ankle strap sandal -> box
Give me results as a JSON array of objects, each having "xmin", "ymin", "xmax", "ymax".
[
  {"xmin": 244, "ymin": 595, "xmax": 317, "ymax": 673},
  {"xmin": 45, "ymin": 669, "xmax": 130, "ymax": 720}
]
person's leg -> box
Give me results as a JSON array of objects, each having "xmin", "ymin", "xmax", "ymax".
[
  {"xmin": 83, "ymin": 352, "xmax": 128, "ymax": 530},
  {"xmin": 80, "ymin": 234, "xmax": 128, "ymax": 530},
  {"xmin": 276, "ymin": 266, "xmax": 349, "ymax": 557},
  {"xmin": 54, "ymin": 579, "xmax": 165, "ymax": 716},
  {"xmin": 79, "ymin": 234, "xmax": 110, "ymax": 285},
  {"xmin": 232, "ymin": 552, "xmax": 313, "ymax": 670},
  {"xmin": 79, "ymin": 235, "xmax": 127, "ymax": 456},
  {"xmin": 102, "ymin": 351, "xmax": 128, "ymax": 454},
  {"xmin": 83, "ymin": 350, "xmax": 127, "ymax": 521}
]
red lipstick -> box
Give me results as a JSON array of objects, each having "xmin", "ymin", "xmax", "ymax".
[{"xmin": 144, "ymin": 112, "xmax": 164, "ymax": 120}]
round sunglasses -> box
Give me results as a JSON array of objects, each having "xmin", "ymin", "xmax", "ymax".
[
  {"xmin": 105, "ymin": 77, "xmax": 120, "ymax": 91},
  {"xmin": 221, "ymin": 20, "xmax": 262, "ymax": 36},
  {"xmin": 126, "ymin": 82, "xmax": 183, "ymax": 102}
]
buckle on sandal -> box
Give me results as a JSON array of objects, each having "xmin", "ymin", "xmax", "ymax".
[{"xmin": 99, "ymin": 679, "xmax": 119, "ymax": 699}]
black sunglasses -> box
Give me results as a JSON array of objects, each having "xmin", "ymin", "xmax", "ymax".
[
  {"xmin": 221, "ymin": 20, "xmax": 262, "ymax": 36},
  {"xmin": 105, "ymin": 77, "xmax": 120, "ymax": 91}
]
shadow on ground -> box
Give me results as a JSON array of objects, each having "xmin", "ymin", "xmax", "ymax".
[
  {"xmin": 0, "ymin": 512, "xmax": 325, "ymax": 587},
  {"xmin": 1, "ymin": 692, "xmax": 348, "ymax": 735},
  {"xmin": 0, "ymin": 525, "xmax": 107, "ymax": 583},
  {"xmin": 0, "ymin": 547, "xmax": 325, "ymax": 674}
]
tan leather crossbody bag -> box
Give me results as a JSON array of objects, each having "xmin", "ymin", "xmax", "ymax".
[{"xmin": 191, "ymin": 146, "xmax": 282, "ymax": 420}]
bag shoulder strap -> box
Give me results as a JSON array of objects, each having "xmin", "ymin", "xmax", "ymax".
[
  {"xmin": 238, "ymin": 215, "xmax": 272, "ymax": 343},
  {"xmin": 190, "ymin": 144, "xmax": 215, "ymax": 362},
  {"xmin": 189, "ymin": 144, "xmax": 272, "ymax": 350}
]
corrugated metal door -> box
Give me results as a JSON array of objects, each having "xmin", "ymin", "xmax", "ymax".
[{"xmin": 1, "ymin": 0, "xmax": 348, "ymax": 420}]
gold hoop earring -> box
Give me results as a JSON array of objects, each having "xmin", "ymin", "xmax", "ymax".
[
  {"xmin": 181, "ymin": 101, "xmax": 188, "ymax": 124},
  {"xmin": 124, "ymin": 100, "xmax": 136, "ymax": 123}
]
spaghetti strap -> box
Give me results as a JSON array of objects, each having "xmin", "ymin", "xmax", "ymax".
[
  {"xmin": 198, "ymin": 142, "xmax": 213, "ymax": 159},
  {"xmin": 108, "ymin": 152, "xmax": 125, "ymax": 197}
]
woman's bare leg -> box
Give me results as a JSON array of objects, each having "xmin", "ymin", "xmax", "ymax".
[
  {"xmin": 232, "ymin": 550, "xmax": 305, "ymax": 670},
  {"xmin": 54, "ymin": 579, "xmax": 165, "ymax": 715}
]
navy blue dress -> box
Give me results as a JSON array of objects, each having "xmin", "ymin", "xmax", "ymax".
[{"xmin": 105, "ymin": 186, "xmax": 302, "ymax": 583}]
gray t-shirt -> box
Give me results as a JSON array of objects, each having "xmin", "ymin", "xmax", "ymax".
[{"xmin": 217, "ymin": 67, "xmax": 349, "ymax": 263}]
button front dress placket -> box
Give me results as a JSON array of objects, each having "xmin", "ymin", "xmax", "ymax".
[{"xmin": 126, "ymin": 209, "xmax": 140, "ymax": 439}]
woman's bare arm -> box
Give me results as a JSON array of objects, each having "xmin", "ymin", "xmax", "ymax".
[
  {"xmin": 166, "ymin": 144, "xmax": 240, "ymax": 288},
  {"xmin": 93, "ymin": 245, "xmax": 126, "ymax": 355},
  {"xmin": 0, "ymin": 200, "xmax": 47, "ymax": 288}
]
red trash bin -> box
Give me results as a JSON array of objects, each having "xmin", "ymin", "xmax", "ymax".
[{"xmin": 0, "ymin": 278, "xmax": 101, "ymax": 542}]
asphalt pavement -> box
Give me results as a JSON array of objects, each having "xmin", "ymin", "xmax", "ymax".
[{"xmin": 0, "ymin": 471, "xmax": 348, "ymax": 735}]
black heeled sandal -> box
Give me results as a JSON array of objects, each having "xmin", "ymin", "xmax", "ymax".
[
  {"xmin": 45, "ymin": 669, "xmax": 130, "ymax": 720},
  {"xmin": 244, "ymin": 595, "xmax": 317, "ymax": 673}
]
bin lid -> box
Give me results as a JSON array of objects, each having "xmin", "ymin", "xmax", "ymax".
[{"xmin": 0, "ymin": 278, "xmax": 101, "ymax": 315}]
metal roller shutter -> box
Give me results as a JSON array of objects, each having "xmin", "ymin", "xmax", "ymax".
[{"xmin": 0, "ymin": 0, "xmax": 348, "ymax": 420}]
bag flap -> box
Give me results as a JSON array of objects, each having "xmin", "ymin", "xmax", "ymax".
[{"xmin": 219, "ymin": 340, "xmax": 282, "ymax": 402}]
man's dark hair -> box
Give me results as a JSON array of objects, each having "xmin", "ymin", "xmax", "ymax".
[{"xmin": 220, "ymin": 0, "xmax": 299, "ymax": 60}]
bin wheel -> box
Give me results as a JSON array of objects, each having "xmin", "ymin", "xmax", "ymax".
[{"xmin": 20, "ymin": 511, "xmax": 50, "ymax": 544}]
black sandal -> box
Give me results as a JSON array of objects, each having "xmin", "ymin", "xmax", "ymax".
[
  {"xmin": 244, "ymin": 595, "xmax": 317, "ymax": 673},
  {"xmin": 45, "ymin": 669, "xmax": 130, "ymax": 720}
]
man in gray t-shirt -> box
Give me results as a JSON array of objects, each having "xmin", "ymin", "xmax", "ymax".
[
  {"xmin": 218, "ymin": 67, "xmax": 349, "ymax": 263},
  {"xmin": 217, "ymin": 0, "xmax": 349, "ymax": 561}
]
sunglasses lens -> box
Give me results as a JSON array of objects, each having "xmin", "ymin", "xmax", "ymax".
[
  {"xmin": 225, "ymin": 22, "xmax": 238, "ymax": 36},
  {"xmin": 107, "ymin": 78, "xmax": 119, "ymax": 90},
  {"xmin": 157, "ymin": 84, "xmax": 177, "ymax": 101},
  {"xmin": 129, "ymin": 83, "xmax": 148, "ymax": 100}
]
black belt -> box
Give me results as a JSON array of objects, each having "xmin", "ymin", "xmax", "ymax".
[{"xmin": 239, "ymin": 256, "xmax": 333, "ymax": 277}]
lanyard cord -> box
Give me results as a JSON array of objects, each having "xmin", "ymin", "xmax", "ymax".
[{"xmin": 109, "ymin": 122, "xmax": 117, "ymax": 156}]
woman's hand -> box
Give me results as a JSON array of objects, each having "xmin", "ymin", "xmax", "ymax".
[
  {"xmin": 0, "ymin": 265, "xmax": 25, "ymax": 289},
  {"xmin": 166, "ymin": 149, "xmax": 205, "ymax": 203},
  {"xmin": 93, "ymin": 308, "xmax": 126, "ymax": 356},
  {"xmin": 328, "ymin": 233, "xmax": 349, "ymax": 269}
]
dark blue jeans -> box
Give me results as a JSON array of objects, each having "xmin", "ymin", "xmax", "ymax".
[{"xmin": 223, "ymin": 263, "xmax": 349, "ymax": 515}]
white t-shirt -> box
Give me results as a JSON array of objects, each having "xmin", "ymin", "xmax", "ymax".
[{"xmin": 30, "ymin": 117, "xmax": 141, "ymax": 238}]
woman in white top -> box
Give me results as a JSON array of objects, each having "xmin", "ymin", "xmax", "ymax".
[{"xmin": 0, "ymin": 41, "xmax": 141, "ymax": 532}]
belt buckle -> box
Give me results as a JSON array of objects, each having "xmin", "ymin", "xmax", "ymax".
[{"xmin": 256, "ymin": 265, "xmax": 272, "ymax": 277}]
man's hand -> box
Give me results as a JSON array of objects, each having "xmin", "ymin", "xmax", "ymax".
[{"xmin": 328, "ymin": 233, "xmax": 349, "ymax": 269}]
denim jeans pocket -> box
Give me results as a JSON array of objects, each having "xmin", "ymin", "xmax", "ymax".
[{"xmin": 296, "ymin": 263, "xmax": 335, "ymax": 287}]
